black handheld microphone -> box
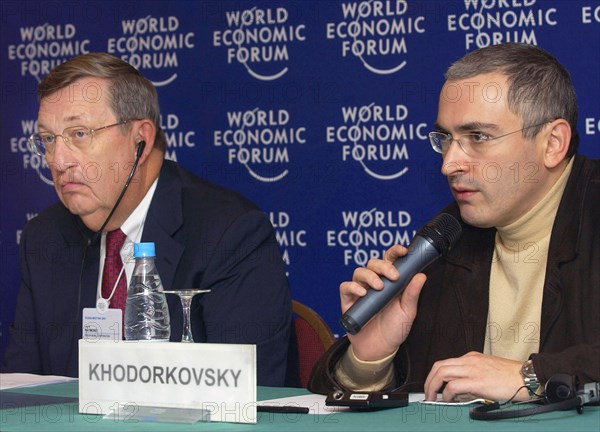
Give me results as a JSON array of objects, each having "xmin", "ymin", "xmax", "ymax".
[{"xmin": 340, "ymin": 213, "xmax": 462, "ymax": 335}]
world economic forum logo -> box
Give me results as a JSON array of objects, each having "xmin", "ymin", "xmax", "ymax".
[
  {"xmin": 213, "ymin": 6, "xmax": 306, "ymax": 81},
  {"xmin": 326, "ymin": 102, "xmax": 428, "ymax": 180},
  {"xmin": 326, "ymin": 0, "xmax": 426, "ymax": 75},
  {"xmin": 107, "ymin": 15, "xmax": 195, "ymax": 87},
  {"xmin": 6, "ymin": 23, "xmax": 92, "ymax": 186},
  {"xmin": 446, "ymin": 0, "xmax": 558, "ymax": 50},
  {"xmin": 268, "ymin": 210, "xmax": 308, "ymax": 276},
  {"xmin": 213, "ymin": 108, "xmax": 306, "ymax": 182},
  {"xmin": 7, "ymin": 23, "xmax": 91, "ymax": 82},
  {"xmin": 11, "ymin": 120, "xmax": 53, "ymax": 186},
  {"xmin": 326, "ymin": 207, "xmax": 415, "ymax": 266}
]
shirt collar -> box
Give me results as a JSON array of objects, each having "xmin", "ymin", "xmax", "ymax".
[{"xmin": 120, "ymin": 177, "xmax": 159, "ymax": 243}]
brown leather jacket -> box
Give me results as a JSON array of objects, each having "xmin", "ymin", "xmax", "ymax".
[{"xmin": 309, "ymin": 155, "xmax": 600, "ymax": 395}]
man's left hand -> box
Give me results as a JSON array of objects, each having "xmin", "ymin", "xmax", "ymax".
[{"xmin": 423, "ymin": 351, "xmax": 530, "ymax": 402}]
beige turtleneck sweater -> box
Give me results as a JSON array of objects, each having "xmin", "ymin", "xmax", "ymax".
[
  {"xmin": 483, "ymin": 158, "xmax": 573, "ymax": 361},
  {"xmin": 335, "ymin": 158, "xmax": 574, "ymax": 389}
]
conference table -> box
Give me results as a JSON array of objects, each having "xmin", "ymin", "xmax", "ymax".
[{"xmin": 1, "ymin": 381, "xmax": 598, "ymax": 431}]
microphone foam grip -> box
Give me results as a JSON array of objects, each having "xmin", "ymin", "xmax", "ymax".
[{"xmin": 418, "ymin": 212, "xmax": 462, "ymax": 255}]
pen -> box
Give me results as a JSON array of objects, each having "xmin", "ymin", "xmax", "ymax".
[{"xmin": 257, "ymin": 405, "xmax": 310, "ymax": 414}]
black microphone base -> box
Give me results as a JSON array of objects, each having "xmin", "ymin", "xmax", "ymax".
[{"xmin": 340, "ymin": 314, "xmax": 361, "ymax": 335}]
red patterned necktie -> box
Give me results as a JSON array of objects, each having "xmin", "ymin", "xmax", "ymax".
[{"xmin": 101, "ymin": 229, "xmax": 128, "ymax": 313}]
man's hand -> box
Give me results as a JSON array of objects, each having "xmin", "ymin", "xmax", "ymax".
[
  {"xmin": 424, "ymin": 352, "xmax": 530, "ymax": 402},
  {"xmin": 340, "ymin": 244, "xmax": 427, "ymax": 362}
]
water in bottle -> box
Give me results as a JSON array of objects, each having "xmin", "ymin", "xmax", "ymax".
[{"xmin": 124, "ymin": 242, "xmax": 170, "ymax": 341}]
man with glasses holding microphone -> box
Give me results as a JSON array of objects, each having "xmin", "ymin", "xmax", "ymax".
[
  {"xmin": 309, "ymin": 43, "xmax": 599, "ymax": 403},
  {"xmin": 2, "ymin": 53, "xmax": 292, "ymax": 387}
]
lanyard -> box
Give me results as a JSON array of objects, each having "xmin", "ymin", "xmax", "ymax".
[{"xmin": 96, "ymin": 246, "xmax": 134, "ymax": 313}]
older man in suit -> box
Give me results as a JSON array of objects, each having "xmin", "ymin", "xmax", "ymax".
[{"xmin": 2, "ymin": 53, "xmax": 292, "ymax": 387}]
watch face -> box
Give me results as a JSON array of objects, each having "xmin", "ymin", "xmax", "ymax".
[{"xmin": 521, "ymin": 360, "xmax": 536, "ymax": 378}]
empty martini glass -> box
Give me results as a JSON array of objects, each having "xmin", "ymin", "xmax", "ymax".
[{"xmin": 163, "ymin": 289, "xmax": 210, "ymax": 342}]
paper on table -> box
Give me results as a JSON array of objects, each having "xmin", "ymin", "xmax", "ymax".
[
  {"xmin": 419, "ymin": 395, "xmax": 493, "ymax": 405},
  {"xmin": 259, "ymin": 393, "xmax": 344, "ymax": 415},
  {"xmin": 0, "ymin": 373, "xmax": 77, "ymax": 390},
  {"xmin": 259, "ymin": 393, "xmax": 426, "ymax": 415}
]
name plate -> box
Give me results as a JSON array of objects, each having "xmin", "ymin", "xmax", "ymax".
[{"xmin": 78, "ymin": 340, "xmax": 257, "ymax": 424}]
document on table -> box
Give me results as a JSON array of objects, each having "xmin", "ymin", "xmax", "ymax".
[{"xmin": 0, "ymin": 373, "xmax": 77, "ymax": 390}]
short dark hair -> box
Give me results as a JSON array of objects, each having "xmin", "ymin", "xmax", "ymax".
[
  {"xmin": 445, "ymin": 43, "xmax": 578, "ymax": 157},
  {"xmin": 38, "ymin": 52, "xmax": 166, "ymax": 151}
]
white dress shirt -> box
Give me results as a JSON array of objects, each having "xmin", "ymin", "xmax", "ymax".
[{"xmin": 96, "ymin": 178, "xmax": 158, "ymax": 304}]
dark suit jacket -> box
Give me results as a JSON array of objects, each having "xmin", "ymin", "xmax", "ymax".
[
  {"xmin": 309, "ymin": 155, "xmax": 600, "ymax": 394},
  {"xmin": 3, "ymin": 160, "xmax": 292, "ymax": 387}
]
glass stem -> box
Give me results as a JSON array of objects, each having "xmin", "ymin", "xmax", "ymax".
[{"xmin": 180, "ymin": 295, "xmax": 194, "ymax": 343}]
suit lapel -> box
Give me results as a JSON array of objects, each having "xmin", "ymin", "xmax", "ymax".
[
  {"xmin": 141, "ymin": 161, "xmax": 185, "ymax": 291},
  {"xmin": 53, "ymin": 211, "xmax": 100, "ymax": 329},
  {"xmin": 539, "ymin": 156, "xmax": 585, "ymax": 348},
  {"xmin": 445, "ymin": 226, "xmax": 496, "ymax": 352}
]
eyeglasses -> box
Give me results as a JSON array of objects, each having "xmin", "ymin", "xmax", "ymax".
[
  {"xmin": 28, "ymin": 120, "xmax": 134, "ymax": 156},
  {"xmin": 428, "ymin": 121, "xmax": 552, "ymax": 156}
]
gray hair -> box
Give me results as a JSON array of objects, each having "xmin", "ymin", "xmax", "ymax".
[
  {"xmin": 445, "ymin": 43, "xmax": 578, "ymax": 157},
  {"xmin": 38, "ymin": 52, "xmax": 166, "ymax": 151}
]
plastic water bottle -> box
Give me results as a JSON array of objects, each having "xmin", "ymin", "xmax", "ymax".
[{"xmin": 124, "ymin": 242, "xmax": 170, "ymax": 341}]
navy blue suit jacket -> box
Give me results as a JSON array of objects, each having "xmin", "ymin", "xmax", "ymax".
[{"xmin": 3, "ymin": 160, "xmax": 292, "ymax": 386}]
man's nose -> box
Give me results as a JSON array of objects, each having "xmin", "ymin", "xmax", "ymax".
[
  {"xmin": 440, "ymin": 139, "xmax": 466, "ymax": 177},
  {"xmin": 46, "ymin": 136, "xmax": 75, "ymax": 170}
]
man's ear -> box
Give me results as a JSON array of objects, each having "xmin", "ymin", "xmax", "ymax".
[{"xmin": 543, "ymin": 119, "xmax": 571, "ymax": 169}]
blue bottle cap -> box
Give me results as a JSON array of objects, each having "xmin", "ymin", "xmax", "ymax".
[{"xmin": 134, "ymin": 242, "xmax": 155, "ymax": 258}]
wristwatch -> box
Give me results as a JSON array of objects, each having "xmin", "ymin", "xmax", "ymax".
[{"xmin": 520, "ymin": 359, "xmax": 540, "ymax": 397}]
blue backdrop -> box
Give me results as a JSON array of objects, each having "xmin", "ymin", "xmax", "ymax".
[{"xmin": 1, "ymin": 0, "xmax": 599, "ymax": 359}]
